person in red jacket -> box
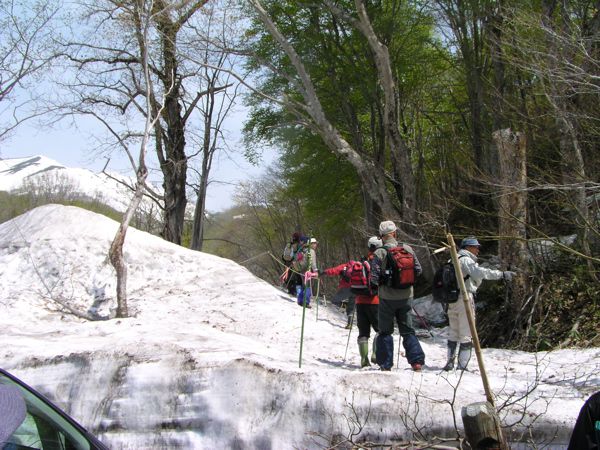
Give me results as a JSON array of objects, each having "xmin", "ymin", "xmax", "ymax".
[
  {"xmin": 355, "ymin": 236, "xmax": 382, "ymax": 367},
  {"xmin": 321, "ymin": 261, "xmax": 355, "ymax": 329}
]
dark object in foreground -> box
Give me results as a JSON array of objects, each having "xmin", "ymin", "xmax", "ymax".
[{"xmin": 0, "ymin": 367, "xmax": 108, "ymax": 449}]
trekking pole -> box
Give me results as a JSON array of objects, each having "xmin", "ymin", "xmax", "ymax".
[
  {"xmin": 299, "ymin": 233, "xmax": 313, "ymax": 368},
  {"xmin": 412, "ymin": 306, "xmax": 435, "ymax": 339},
  {"xmin": 299, "ymin": 288, "xmax": 308, "ymax": 368},
  {"xmin": 396, "ymin": 332, "xmax": 401, "ymax": 369},
  {"xmin": 313, "ymin": 277, "xmax": 320, "ymax": 321},
  {"xmin": 343, "ymin": 308, "xmax": 355, "ymax": 362},
  {"xmin": 299, "ymin": 271, "xmax": 313, "ymax": 368}
]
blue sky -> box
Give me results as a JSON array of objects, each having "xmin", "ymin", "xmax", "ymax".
[{"xmin": 1, "ymin": 109, "xmax": 276, "ymax": 212}]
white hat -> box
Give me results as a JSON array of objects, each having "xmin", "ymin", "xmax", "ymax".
[
  {"xmin": 378, "ymin": 220, "xmax": 397, "ymax": 236},
  {"xmin": 309, "ymin": 238, "xmax": 318, "ymax": 244},
  {"xmin": 368, "ymin": 236, "xmax": 382, "ymax": 248},
  {"xmin": 0, "ymin": 384, "xmax": 27, "ymax": 445}
]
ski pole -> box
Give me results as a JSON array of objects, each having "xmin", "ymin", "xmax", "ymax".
[{"xmin": 343, "ymin": 308, "xmax": 355, "ymax": 362}]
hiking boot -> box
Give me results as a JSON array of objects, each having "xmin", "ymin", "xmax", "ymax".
[
  {"xmin": 371, "ymin": 333, "xmax": 378, "ymax": 364},
  {"xmin": 358, "ymin": 337, "xmax": 370, "ymax": 368},
  {"xmin": 457, "ymin": 342, "xmax": 472, "ymax": 370},
  {"xmin": 411, "ymin": 363, "xmax": 423, "ymax": 372},
  {"xmin": 380, "ymin": 367, "xmax": 391, "ymax": 372},
  {"xmin": 443, "ymin": 340, "xmax": 457, "ymax": 371}
]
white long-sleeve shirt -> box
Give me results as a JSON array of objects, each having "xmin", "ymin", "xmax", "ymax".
[{"xmin": 458, "ymin": 249, "xmax": 504, "ymax": 294}]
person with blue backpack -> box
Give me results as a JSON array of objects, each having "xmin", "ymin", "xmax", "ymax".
[
  {"xmin": 370, "ymin": 220, "xmax": 425, "ymax": 372},
  {"xmin": 292, "ymin": 237, "xmax": 319, "ymax": 308}
]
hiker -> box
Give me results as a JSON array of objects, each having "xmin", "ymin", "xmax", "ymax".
[
  {"xmin": 443, "ymin": 236, "xmax": 516, "ymax": 371},
  {"xmin": 568, "ymin": 390, "xmax": 600, "ymax": 450},
  {"xmin": 370, "ymin": 220, "xmax": 425, "ymax": 372},
  {"xmin": 282, "ymin": 232, "xmax": 303, "ymax": 295},
  {"xmin": 293, "ymin": 237, "xmax": 319, "ymax": 308},
  {"xmin": 355, "ymin": 236, "xmax": 382, "ymax": 368},
  {"xmin": 321, "ymin": 262, "xmax": 355, "ymax": 329}
]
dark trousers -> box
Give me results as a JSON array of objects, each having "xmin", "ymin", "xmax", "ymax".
[
  {"xmin": 376, "ymin": 297, "xmax": 425, "ymax": 369},
  {"xmin": 356, "ymin": 303, "xmax": 379, "ymax": 339},
  {"xmin": 286, "ymin": 271, "xmax": 302, "ymax": 295}
]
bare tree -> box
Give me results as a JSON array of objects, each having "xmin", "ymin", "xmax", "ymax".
[
  {"xmin": 499, "ymin": 4, "xmax": 600, "ymax": 276},
  {"xmin": 185, "ymin": 0, "xmax": 240, "ymax": 251},
  {"xmin": 0, "ymin": 0, "xmax": 60, "ymax": 141},
  {"xmin": 107, "ymin": 0, "xmax": 168, "ymax": 318},
  {"xmin": 59, "ymin": 0, "xmax": 238, "ymax": 246}
]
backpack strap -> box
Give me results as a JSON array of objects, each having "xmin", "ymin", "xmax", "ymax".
[{"xmin": 451, "ymin": 255, "xmax": 470, "ymax": 281}]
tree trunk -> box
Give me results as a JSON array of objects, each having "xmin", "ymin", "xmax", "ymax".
[
  {"xmin": 152, "ymin": 0, "xmax": 195, "ymax": 245},
  {"xmin": 109, "ymin": 167, "xmax": 148, "ymax": 318},
  {"xmin": 353, "ymin": 0, "xmax": 416, "ymax": 225},
  {"xmin": 249, "ymin": 0, "xmax": 398, "ymax": 221},
  {"xmin": 493, "ymin": 128, "xmax": 528, "ymax": 310},
  {"xmin": 541, "ymin": 1, "xmax": 594, "ymax": 275},
  {"xmin": 190, "ymin": 165, "xmax": 209, "ymax": 251}
]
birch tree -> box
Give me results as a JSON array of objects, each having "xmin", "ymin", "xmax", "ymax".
[{"xmin": 108, "ymin": 0, "xmax": 167, "ymax": 318}]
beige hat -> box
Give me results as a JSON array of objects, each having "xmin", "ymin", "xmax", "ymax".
[
  {"xmin": 378, "ymin": 220, "xmax": 397, "ymax": 236},
  {"xmin": 310, "ymin": 238, "xmax": 318, "ymax": 244}
]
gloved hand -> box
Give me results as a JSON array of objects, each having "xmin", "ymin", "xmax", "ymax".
[{"xmin": 503, "ymin": 271, "xmax": 517, "ymax": 281}]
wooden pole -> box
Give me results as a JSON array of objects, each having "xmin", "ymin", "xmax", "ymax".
[{"xmin": 447, "ymin": 233, "xmax": 508, "ymax": 449}]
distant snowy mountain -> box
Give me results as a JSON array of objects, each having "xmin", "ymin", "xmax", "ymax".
[
  {"xmin": 0, "ymin": 155, "xmax": 160, "ymax": 215},
  {"xmin": 1, "ymin": 204, "xmax": 597, "ymax": 449}
]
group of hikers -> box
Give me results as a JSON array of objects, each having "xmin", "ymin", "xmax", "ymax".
[{"xmin": 280, "ymin": 220, "xmax": 516, "ymax": 372}]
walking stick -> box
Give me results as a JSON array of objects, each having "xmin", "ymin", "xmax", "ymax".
[
  {"xmin": 412, "ymin": 306, "xmax": 435, "ymax": 339},
  {"xmin": 299, "ymin": 270, "xmax": 319, "ymax": 367},
  {"xmin": 299, "ymin": 289, "xmax": 308, "ymax": 368},
  {"xmin": 343, "ymin": 308, "xmax": 355, "ymax": 362}
]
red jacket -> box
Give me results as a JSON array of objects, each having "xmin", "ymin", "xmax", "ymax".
[{"xmin": 322, "ymin": 263, "xmax": 351, "ymax": 289}]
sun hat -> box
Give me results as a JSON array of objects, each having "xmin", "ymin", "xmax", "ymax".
[
  {"xmin": 0, "ymin": 384, "xmax": 27, "ymax": 446},
  {"xmin": 460, "ymin": 236, "xmax": 481, "ymax": 248},
  {"xmin": 309, "ymin": 238, "xmax": 318, "ymax": 244},
  {"xmin": 378, "ymin": 220, "xmax": 397, "ymax": 236}
]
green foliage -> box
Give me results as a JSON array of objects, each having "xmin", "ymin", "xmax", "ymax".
[{"xmin": 479, "ymin": 268, "xmax": 600, "ymax": 351}]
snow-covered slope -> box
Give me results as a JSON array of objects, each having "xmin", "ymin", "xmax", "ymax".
[
  {"xmin": 1, "ymin": 205, "xmax": 598, "ymax": 449},
  {"xmin": 0, "ymin": 155, "xmax": 158, "ymax": 215}
]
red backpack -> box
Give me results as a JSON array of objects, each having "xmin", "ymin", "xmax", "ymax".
[
  {"xmin": 347, "ymin": 260, "xmax": 372, "ymax": 295},
  {"xmin": 384, "ymin": 246, "xmax": 416, "ymax": 289}
]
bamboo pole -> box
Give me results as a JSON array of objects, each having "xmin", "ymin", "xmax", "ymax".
[{"xmin": 447, "ymin": 233, "xmax": 508, "ymax": 450}]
